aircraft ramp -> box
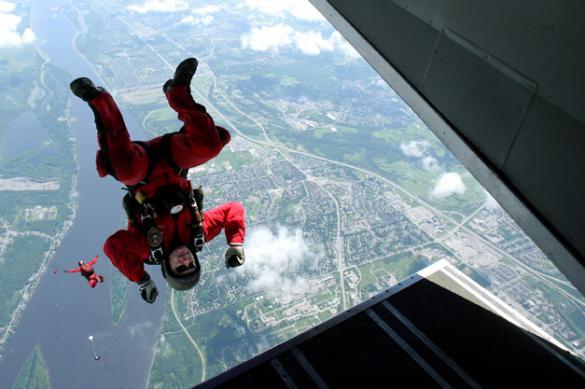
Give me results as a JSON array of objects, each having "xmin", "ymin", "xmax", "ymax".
[{"xmin": 198, "ymin": 260, "xmax": 585, "ymax": 388}]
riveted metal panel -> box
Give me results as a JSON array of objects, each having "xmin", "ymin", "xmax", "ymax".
[
  {"xmin": 330, "ymin": 0, "xmax": 439, "ymax": 86},
  {"xmin": 393, "ymin": 0, "xmax": 585, "ymax": 126},
  {"xmin": 422, "ymin": 28, "xmax": 537, "ymax": 167},
  {"xmin": 504, "ymin": 96, "xmax": 585, "ymax": 260}
]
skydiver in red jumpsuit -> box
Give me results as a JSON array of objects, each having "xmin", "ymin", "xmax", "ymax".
[
  {"xmin": 70, "ymin": 58, "xmax": 246, "ymax": 304},
  {"xmin": 65, "ymin": 255, "xmax": 105, "ymax": 288}
]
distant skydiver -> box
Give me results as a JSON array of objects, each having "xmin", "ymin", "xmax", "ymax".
[
  {"xmin": 69, "ymin": 58, "xmax": 246, "ymax": 304},
  {"xmin": 65, "ymin": 255, "xmax": 105, "ymax": 288}
]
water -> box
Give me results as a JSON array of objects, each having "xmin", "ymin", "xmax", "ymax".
[
  {"xmin": 2, "ymin": 112, "xmax": 49, "ymax": 159},
  {"xmin": 0, "ymin": 1, "xmax": 166, "ymax": 388}
]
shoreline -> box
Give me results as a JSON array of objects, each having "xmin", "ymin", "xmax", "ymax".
[{"xmin": 0, "ymin": 70, "xmax": 80, "ymax": 356}]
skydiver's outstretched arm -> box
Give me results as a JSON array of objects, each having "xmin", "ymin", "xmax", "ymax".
[
  {"xmin": 65, "ymin": 267, "xmax": 81, "ymax": 273},
  {"xmin": 164, "ymin": 85, "xmax": 231, "ymax": 169},
  {"xmin": 103, "ymin": 230, "xmax": 150, "ymax": 283},
  {"xmin": 87, "ymin": 255, "xmax": 99, "ymax": 267}
]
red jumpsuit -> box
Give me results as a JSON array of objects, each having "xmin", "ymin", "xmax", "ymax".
[
  {"xmin": 66, "ymin": 256, "xmax": 105, "ymax": 288},
  {"xmin": 88, "ymin": 85, "xmax": 245, "ymax": 283}
]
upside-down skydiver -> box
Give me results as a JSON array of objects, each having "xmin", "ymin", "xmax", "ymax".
[{"xmin": 69, "ymin": 58, "xmax": 246, "ymax": 304}]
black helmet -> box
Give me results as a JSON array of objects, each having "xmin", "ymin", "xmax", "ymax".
[{"xmin": 160, "ymin": 246, "xmax": 201, "ymax": 291}]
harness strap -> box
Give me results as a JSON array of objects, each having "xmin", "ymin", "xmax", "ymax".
[
  {"xmin": 123, "ymin": 187, "xmax": 205, "ymax": 263},
  {"xmin": 188, "ymin": 190, "xmax": 205, "ymax": 252}
]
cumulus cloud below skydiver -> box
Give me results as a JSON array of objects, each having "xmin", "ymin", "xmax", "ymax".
[{"xmin": 232, "ymin": 225, "xmax": 323, "ymax": 301}]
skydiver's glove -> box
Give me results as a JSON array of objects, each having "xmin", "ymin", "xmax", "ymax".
[
  {"xmin": 138, "ymin": 272, "xmax": 158, "ymax": 304},
  {"xmin": 225, "ymin": 244, "xmax": 245, "ymax": 268}
]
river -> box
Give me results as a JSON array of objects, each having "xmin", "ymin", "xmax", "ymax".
[{"xmin": 0, "ymin": 1, "xmax": 166, "ymax": 388}]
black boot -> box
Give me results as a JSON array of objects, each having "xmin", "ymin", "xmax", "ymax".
[
  {"xmin": 70, "ymin": 77, "xmax": 105, "ymax": 102},
  {"xmin": 163, "ymin": 57, "xmax": 198, "ymax": 93}
]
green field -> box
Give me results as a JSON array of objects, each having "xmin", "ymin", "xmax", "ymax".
[
  {"xmin": 110, "ymin": 264, "xmax": 129, "ymax": 327},
  {"xmin": 0, "ymin": 235, "xmax": 50, "ymax": 327},
  {"xmin": 12, "ymin": 345, "xmax": 51, "ymax": 389}
]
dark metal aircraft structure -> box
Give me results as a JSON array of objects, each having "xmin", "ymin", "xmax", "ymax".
[{"xmin": 200, "ymin": 261, "xmax": 585, "ymax": 387}]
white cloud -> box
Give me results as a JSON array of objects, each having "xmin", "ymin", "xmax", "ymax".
[
  {"xmin": 290, "ymin": 1, "xmax": 324, "ymax": 21},
  {"xmin": 179, "ymin": 15, "xmax": 195, "ymax": 24},
  {"xmin": 239, "ymin": 226, "xmax": 322, "ymax": 299},
  {"xmin": 294, "ymin": 30, "xmax": 333, "ymax": 55},
  {"xmin": 241, "ymin": 23, "xmax": 294, "ymax": 52},
  {"xmin": 180, "ymin": 14, "xmax": 214, "ymax": 26},
  {"xmin": 0, "ymin": 4, "xmax": 36, "ymax": 49},
  {"xmin": 400, "ymin": 140, "xmax": 430, "ymax": 158},
  {"xmin": 193, "ymin": 5, "xmax": 221, "ymax": 15},
  {"xmin": 375, "ymin": 79, "xmax": 389, "ymax": 88},
  {"xmin": 431, "ymin": 172, "xmax": 466, "ymax": 198},
  {"xmin": 242, "ymin": 25, "xmax": 360, "ymax": 59},
  {"xmin": 200, "ymin": 15, "xmax": 214, "ymax": 26},
  {"xmin": 180, "ymin": 4, "xmax": 221, "ymax": 26},
  {"xmin": 400, "ymin": 139, "xmax": 441, "ymax": 171},
  {"xmin": 244, "ymin": 0, "xmax": 324, "ymax": 21},
  {"xmin": 330, "ymin": 31, "xmax": 360, "ymax": 59},
  {"xmin": 244, "ymin": 0, "xmax": 287, "ymax": 15},
  {"xmin": 421, "ymin": 156, "xmax": 439, "ymax": 172},
  {"xmin": 0, "ymin": 1, "xmax": 16, "ymax": 12},
  {"xmin": 127, "ymin": 0, "xmax": 188, "ymax": 13}
]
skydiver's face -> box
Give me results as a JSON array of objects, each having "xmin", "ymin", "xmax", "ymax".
[{"xmin": 168, "ymin": 245, "xmax": 196, "ymax": 275}]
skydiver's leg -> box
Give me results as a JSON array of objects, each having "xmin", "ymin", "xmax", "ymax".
[
  {"xmin": 89, "ymin": 93, "xmax": 150, "ymax": 185},
  {"xmin": 163, "ymin": 59, "xmax": 231, "ymax": 169},
  {"xmin": 88, "ymin": 276, "xmax": 98, "ymax": 288},
  {"xmin": 70, "ymin": 78, "xmax": 149, "ymax": 185}
]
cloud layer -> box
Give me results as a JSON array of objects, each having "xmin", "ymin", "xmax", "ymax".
[
  {"xmin": 178, "ymin": 4, "xmax": 221, "ymax": 26},
  {"xmin": 241, "ymin": 23, "xmax": 294, "ymax": 52},
  {"xmin": 0, "ymin": 2, "xmax": 35, "ymax": 48},
  {"xmin": 179, "ymin": 14, "xmax": 214, "ymax": 26},
  {"xmin": 127, "ymin": 0, "xmax": 188, "ymax": 13},
  {"xmin": 193, "ymin": 5, "xmax": 221, "ymax": 15},
  {"xmin": 241, "ymin": 24, "xmax": 359, "ymax": 58},
  {"xmin": 239, "ymin": 226, "xmax": 322, "ymax": 300},
  {"xmin": 431, "ymin": 172, "xmax": 466, "ymax": 198},
  {"xmin": 244, "ymin": 0, "xmax": 324, "ymax": 22}
]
